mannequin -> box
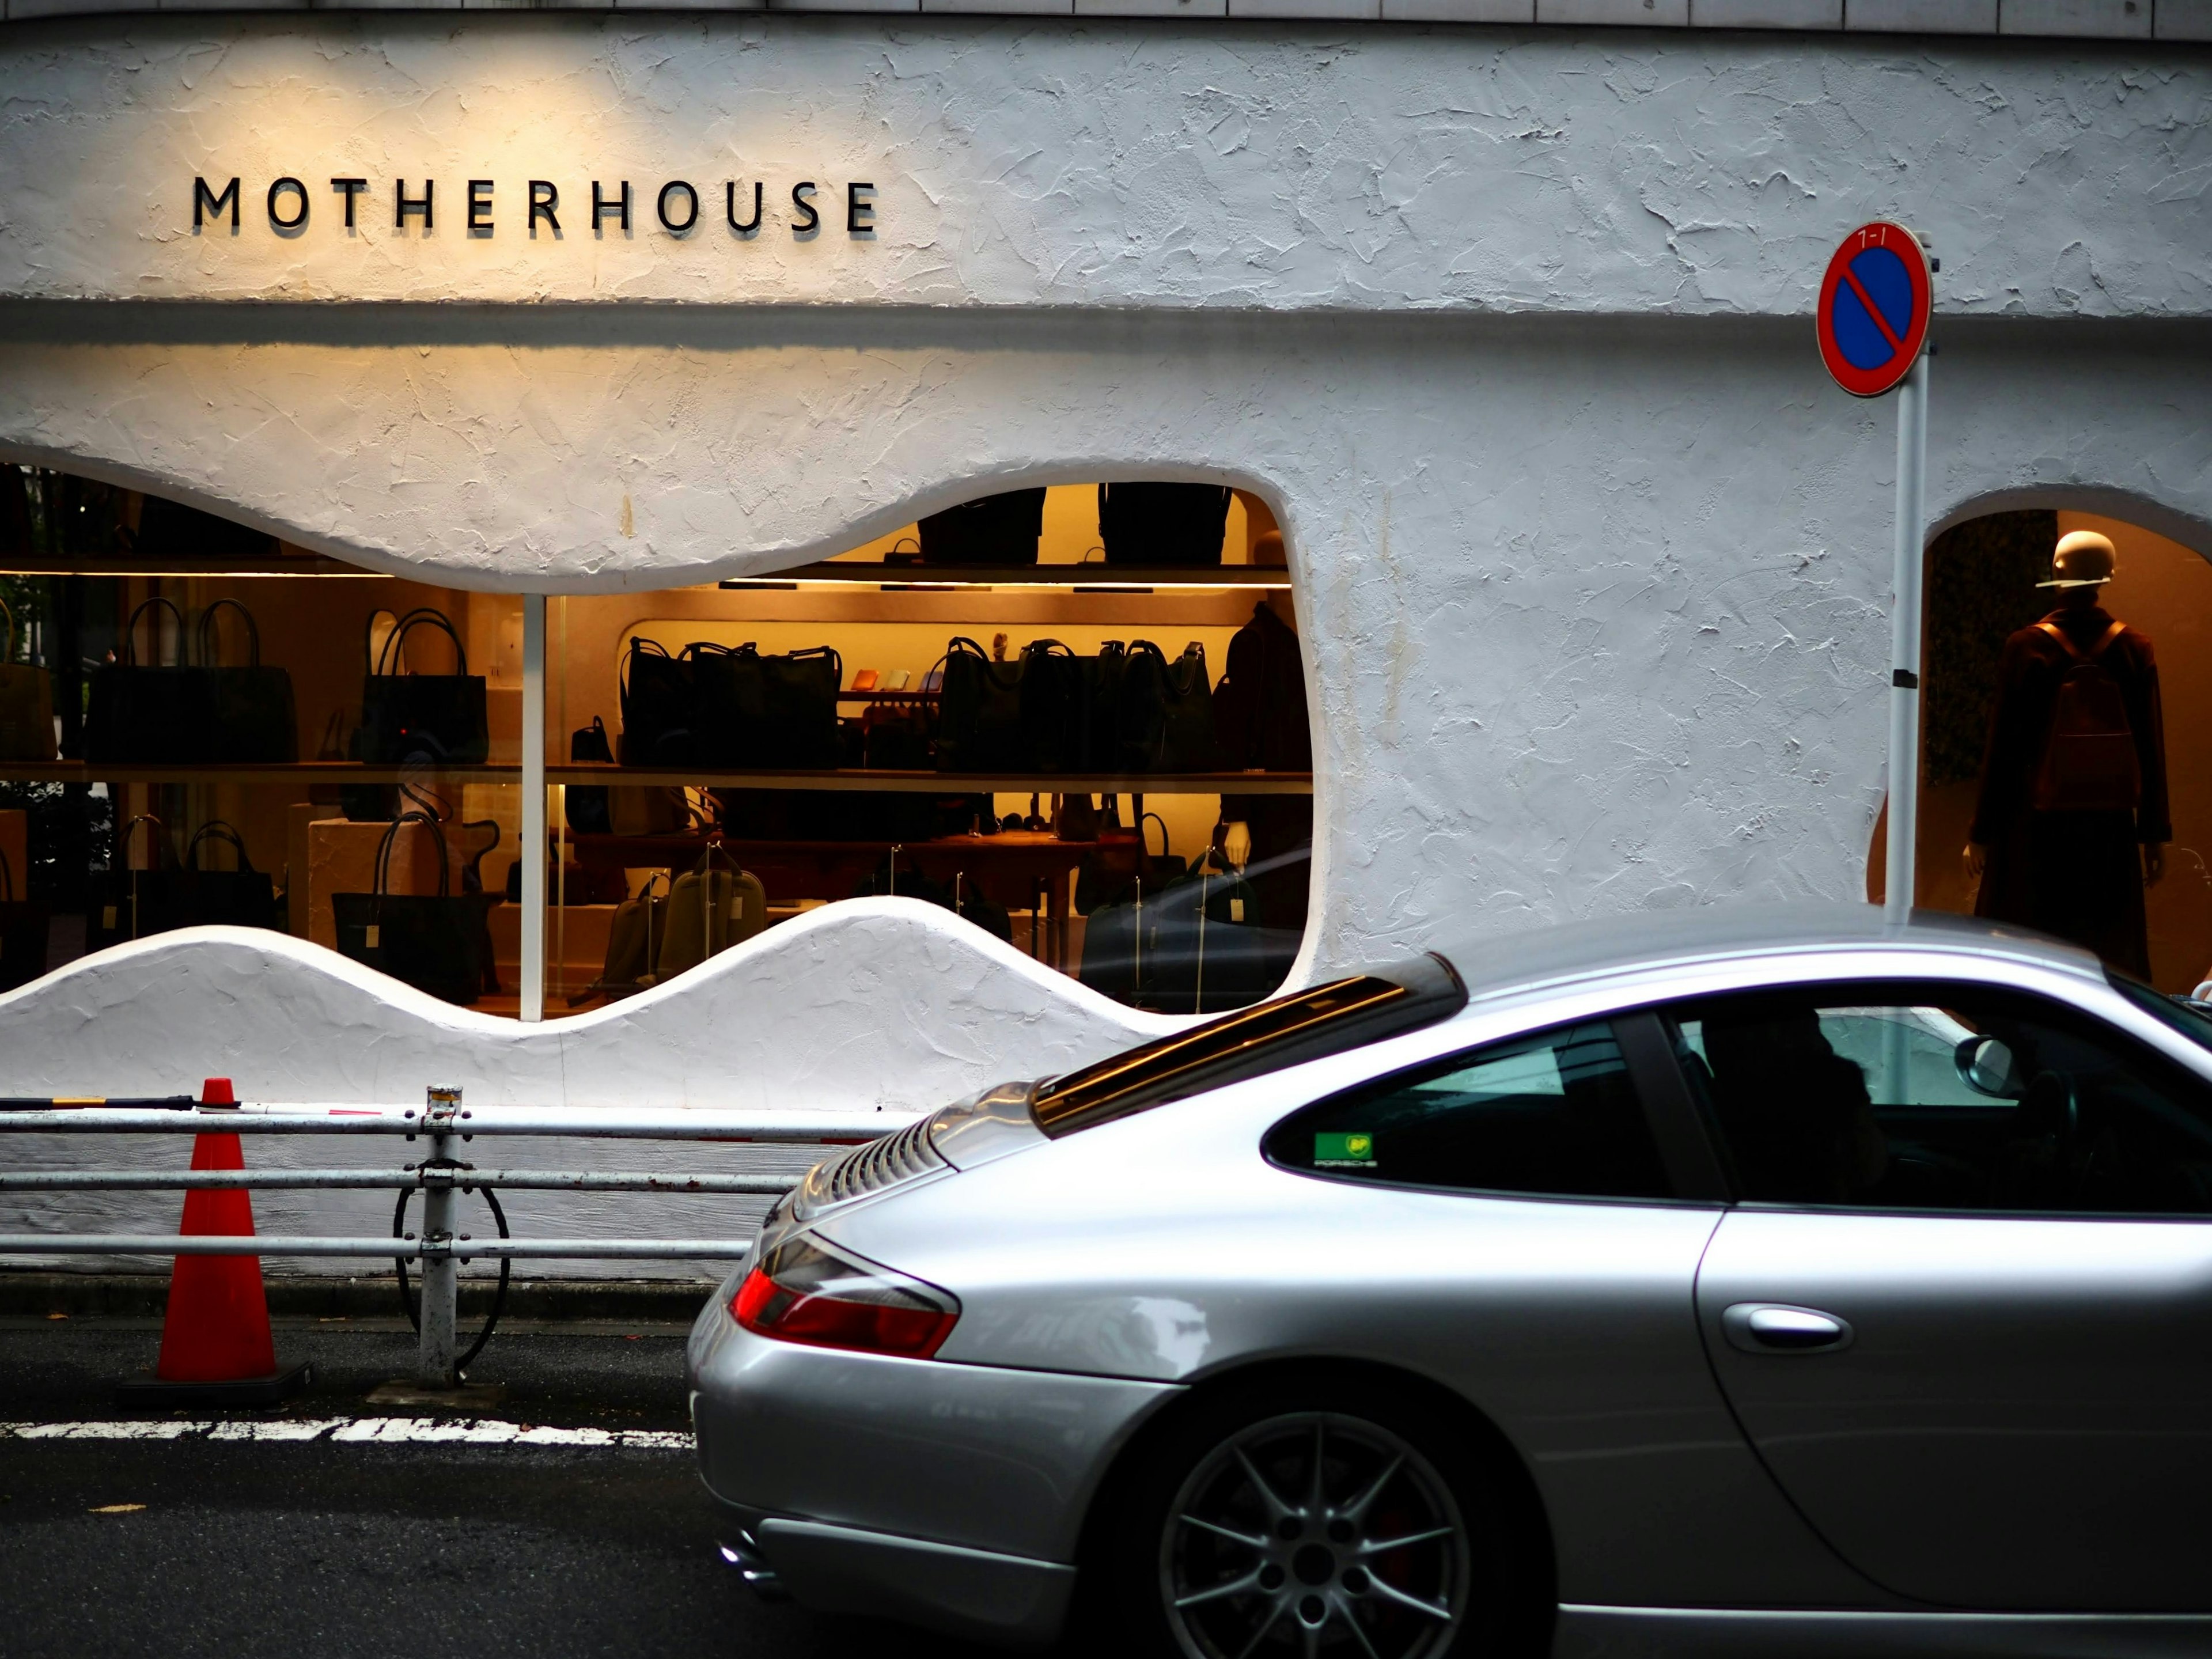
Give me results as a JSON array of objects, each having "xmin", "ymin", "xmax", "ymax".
[{"xmin": 1964, "ymin": 529, "xmax": 2169, "ymax": 977}]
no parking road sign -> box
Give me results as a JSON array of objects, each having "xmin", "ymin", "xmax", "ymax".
[{"xmin": 1817, "ymin": 221, "xmax": 1932, "ymax": 399}]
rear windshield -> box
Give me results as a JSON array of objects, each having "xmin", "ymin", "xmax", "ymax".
[{"xmin": 1032, "ymin": 955, "xmax": 1467, "ymax": 1138}]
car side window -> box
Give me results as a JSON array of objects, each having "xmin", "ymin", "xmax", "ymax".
[
  {"xmin": 1265, "ymin": 1021, "xmax": 1673, "ymax": 1200},
  {"xmin": 1665, "ymin": 982, "xmax": 2212, "ymax": 1215}
]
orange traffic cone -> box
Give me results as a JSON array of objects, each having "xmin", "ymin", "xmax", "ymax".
[{"xmin": 118, "ymin": 1078, "xmax": 310, "ymax": 1405}]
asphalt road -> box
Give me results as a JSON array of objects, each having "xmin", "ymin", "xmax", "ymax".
[{"xmin": 0, "ymin": 1314, "xmax": 1003, "ymax": 1659}]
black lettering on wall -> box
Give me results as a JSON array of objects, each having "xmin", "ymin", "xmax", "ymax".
[
  {"xmin": 847, "ymin": 181, "xmax": 875, "ymax": 236},
  {"xmin": 592, "ymin": 180, "xmax": 631, "ymax": 233},
  {"xmin": 266, "ymin": 176, "xmax": 309, "ymax": 232},
  {"xmin": 656, "ymin": 180, "xmax": 699, "ymax": 235},
  {"xmin": 726, "ymin": 180, "xmax": 762, "ymax": 236},
  {"xmin": 396, "ymin": 179, "xmax": 433, "ymax": 230},
  {"xmin": 791, "ymin": 181, "xmax": 819, "ymax": 237},
  {"xmin": 331, "ymin": 177, "xmax": 368, "ymax": 230},
  {"xmin": 467, "ymin": 179, "xmax": 494, "ymax": 233},
  {"xmin": 529, "ymin": 181, "xmax": 561, "ymax": 235},
  {"xmin": 192, "ymin": 176, "xmax": 240, "ymax": 232}
]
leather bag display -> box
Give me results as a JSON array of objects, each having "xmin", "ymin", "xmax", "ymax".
[
  {"xmin": 332, "ymin": 813, "xmax": 497, "ymax": 1006},
  {"xmin": 692, "ymin": 642, "xmax": 842, "ymax": 769},
  {"xmin": 177, "ymin": 820, "xmax": 278, "ymax": 931},
  {"xmin": 0, "ymin": 598, "xmax": 55, "ymax": 762},
  {"xmin": 916, "ymin": 487, "xmax": 1047, "ymax": 566},
  {"xmin": 619, "ymin": 638, "xmax": 697, "ymax": 765},
  {"xmin": 197, "ymin": 600, "xmax": 299, "ymax": 764},
  {"xmin": 1017, "ymin": 639, "xmax": 1085, "ymax": 773},
  {"xmin": 0, "ymin": 847, "xmax": 51, "ymax": 993},
  {"xmin": 1097, "ymin": 482, "xmax": 1232, "ymax": 567},
  {"xmin": 582, "ymin": 873, "xmax": 669, "ymax": 1003},
  {"xmin": 84, "ymin": 598, "xmax": 213, "ymax": 763},
  {"xmin": 566, "ymin": 716, "xmax": 615, "ymax": 835},
  {"xmin": 1116, "ymin": 640, "xmax": 1219, "ymax": 773},
  {"xmin": 653, "ymin": 843, "xmax": 767, "ymax": 983},
  {"xmin": 355, "ymin": 609, "xmax": 489, "ymax": 766},
  {"xmin": 85, "ymin": 815, "xmax": 183, "ymax": 952},
  {"xmin": 935, "ymin": 637, "xmax": 1025, "ymax": 774}
]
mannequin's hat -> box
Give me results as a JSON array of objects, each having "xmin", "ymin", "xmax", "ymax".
[{"xmin": 2037, "ymin": 529, "xmax": 2118, "ymax": 589}]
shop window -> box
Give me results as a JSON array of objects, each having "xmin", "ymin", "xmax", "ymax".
[
  {"xmin": 0, "ymin": 469, "xmax": 1314, "ymax": 1020},
  {"xmin": 1876, "ymin": 506, "xmax": 2212, "ymax": 994}
]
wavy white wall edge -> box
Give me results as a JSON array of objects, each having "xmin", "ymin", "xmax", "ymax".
[{"xmin": 0, "ymin": 900, "xmax": 1185, "ymax": 1274}]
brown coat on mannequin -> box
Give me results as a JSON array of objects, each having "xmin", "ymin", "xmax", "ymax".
[{"xmin": 1968, "ymin": 596, "xmax": 2169, "ymax": 978}]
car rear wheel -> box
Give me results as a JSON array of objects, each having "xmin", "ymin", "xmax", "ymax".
[{"xmin": 1096, "ymin": 1377, "xmax": 1541, "ymax": 1659}]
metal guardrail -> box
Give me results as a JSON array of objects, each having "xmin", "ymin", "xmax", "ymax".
[{"xmin": 0, "ymin": 1086, "xmax": 908, "ymax": 1388}]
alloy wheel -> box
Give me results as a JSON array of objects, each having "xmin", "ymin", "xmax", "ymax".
[{"xmin": 1158, "ymin": 1410, "xmax": 1470, "ymax": 1659}]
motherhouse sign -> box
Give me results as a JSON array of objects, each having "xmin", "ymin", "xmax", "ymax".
[{"xmin": 190, "ymin": 175, "xmax": 878, "ymax": 239}]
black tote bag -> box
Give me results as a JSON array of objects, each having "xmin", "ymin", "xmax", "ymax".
[
  {"xmin": 916, "ymin": 487, "xmax": 1047, "ymax": 566},
  {"xmin": 1097, "ymin": 483, "xmax": 1232, "ymax": 567},
  {"xmin": 197, "ymin": 600, "xmax": 298, "ymax": 764},
  {"xmin": 355, "ymin": 609, "xmax": 489, "ymax": 766},
  {"xmin": 85, "ymin": 815, "xmax": 184, "ymax": 952},
  {"xmin": 84, "ymin": 598, "xmax": 213, "ymax": 763},
  {"xmin": 332, "ymin": 813, "xmax": 494, "ymax": 1006},
  {"xmin": 934, "ymin": 638, "xmax": 1025, "ymax": 774},
  {"xmin": 177, "ymin": 820, "xmax": 278, "ymax": 931},
  {"xmin": 0, "ymin": 847, "xmax": 50, "ymax": 993},
  {"xmin": 1017, "ymin": 639, "xmax": 1084, "ymax": 774},
  {"xmin": 567, "ymin": 716, "xmax": 614, "ymax": 834},
  {"xmin": 1116, "ymin": 641, "xmax": 1219, "ymax": 773},
  {"xmin": 619, "ymin": 638, "xmax": 697, "ymax": 765},
  {"xmin": 694, "ymin": 643, "xmax": 842, "ymax": 769}
]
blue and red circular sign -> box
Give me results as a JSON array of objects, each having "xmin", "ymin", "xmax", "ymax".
[{"xmin": 1817, "ymin": 221, "xmax": 1932, "ymax": 398}]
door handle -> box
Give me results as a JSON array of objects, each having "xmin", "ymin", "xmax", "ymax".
[{"xmin": 1722, "ymin": 1302, "xmax": 1854, "ymax": 1355}]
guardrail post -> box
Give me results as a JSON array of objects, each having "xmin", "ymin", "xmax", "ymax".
[{"xmin": 416, "ymin": 1085, "xmax": 462, "ymax": 1388}]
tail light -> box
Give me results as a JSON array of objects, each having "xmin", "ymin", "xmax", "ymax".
[{"xmin": 733, "ymin": 1233, "xmax": 959, "ymax": 1359}]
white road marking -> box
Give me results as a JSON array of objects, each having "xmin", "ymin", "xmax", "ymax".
[{"xmin": 0, "ymin": 1418, "xmax": 692, "ymax": 1450}]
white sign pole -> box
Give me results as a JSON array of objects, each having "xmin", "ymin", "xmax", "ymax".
[{"xmin": 1884, "ymin": 350, "xmax": 1930, "ymax": 925}]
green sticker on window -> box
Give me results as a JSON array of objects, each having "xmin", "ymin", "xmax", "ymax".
[{"xmin": 1315, "ymin": 1131, "xmax": 1376, "ymax": 1167}]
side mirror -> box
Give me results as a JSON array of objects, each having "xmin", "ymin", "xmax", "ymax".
[{"xmin": 1956, "ymin": 1035, "xmax": 2021, "ymax": 1098}]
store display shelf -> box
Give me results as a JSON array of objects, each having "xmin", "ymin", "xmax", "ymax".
[
  {"xmin": 0, "ymin": 762, "xmax": 1313, "ymax": 795},
  {"xmin": 737, "ymin": 562, "xmax": 1293, "ymax": 589}
]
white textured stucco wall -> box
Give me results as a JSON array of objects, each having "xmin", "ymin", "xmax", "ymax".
[{"xmin": 1, "ymin": 17, "xmax": 2209, "ymax": 1267}]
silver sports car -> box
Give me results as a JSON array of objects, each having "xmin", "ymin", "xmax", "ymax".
[{"xmin": 687, "ymin": 906, "xmax": 2212, "ymax": 1658}]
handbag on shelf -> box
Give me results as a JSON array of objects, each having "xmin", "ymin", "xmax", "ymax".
[
  {"xmin": 693, "ymin": 642, "xmax": 843, "ymax": 769},
  {"xmin": 85, "ymin": 815, "xmax": 184, "ymax": 952},
  {"xmin": 581, "ymin": 872, "xmax": 669, "ymax": 1004},
  {"xmin": 566, "ymin": 716, "xmax": 615, "ymax": 835},
  {"xmin": 1116, "ymin": 640, "xmax": 1219, "ymax": 773},
  {"xmin": 0, "ymin": 598, "xmax": 55, "ymax": 762},
  {"xmin": 0, "ymin": 847, "xmax": 51, "ymax": 993},
  {"xmin": 618, "ymin": 638, "xmax": 698, "ymax": 766},
  {"xmin": 652, "ymin": 842, "xmax": 767, "ymax": 984},
  {"xmin": 1097, "ymin": 482, "xmax": 1232, "ymax": 567},
  {"xmin": 916, "ymin": 487, "xmax": 1047, "ymax": 567},
  {"xmin": 935, "ymin": 637, "xmax": 1025, "ymax": 774},
  {"xmin": 331, "ymin": 812, "xmax": 497, "ymax": 1006},
  {"xmin": 197, "ymin": 599, "xmax": 298, "ymax": 764},
  {"xmin": 177, "ymin": 820, "xmax": 278, "ymax": 931},
  {"xmin": 354, "ymin": 609, "xmax": 489, "ymax": 766},
  {"xmin": 84, "ymin": 598, "xmax": 213, "ymax": 763},
  {"xmin": 1017, "ymin": 639, "xmax": 1085, "ymax": 773}
]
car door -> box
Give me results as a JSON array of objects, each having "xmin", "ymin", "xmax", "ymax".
[{"xmin": 1665, "ymin": 976, "xmax": 2212, "ymax": 1612}]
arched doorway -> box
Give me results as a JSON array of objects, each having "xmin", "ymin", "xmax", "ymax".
[{"xmin": 1873, "ymin": 506, "xmax": 2212, "ymax": 993}]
